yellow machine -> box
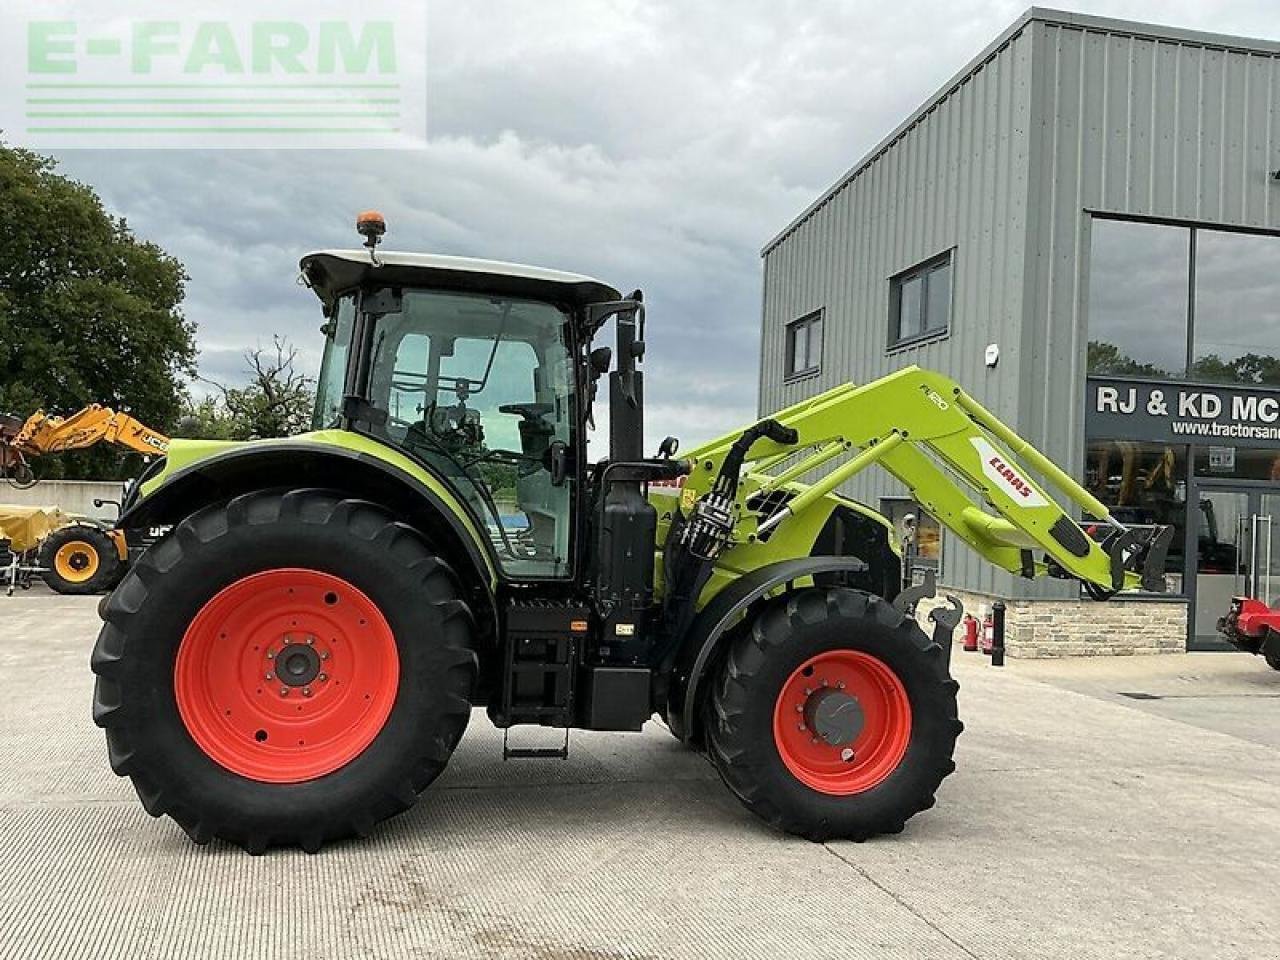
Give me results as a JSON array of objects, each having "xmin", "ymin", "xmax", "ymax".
[
  {"xmin": 1, "ymin": 405, "xmax": 170, "ymax": 489},
  {"xmin": 0, "ymin": 505, "xmax": 67, "ymax": 595},
  {"xmin": 0, "ymin": 405, "xmax": 169, "ymax": 592}
]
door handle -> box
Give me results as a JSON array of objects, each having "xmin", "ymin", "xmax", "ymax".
[{"xmin": 1263, "ymin": 515, "xmax": 1274, "ymax": 604}]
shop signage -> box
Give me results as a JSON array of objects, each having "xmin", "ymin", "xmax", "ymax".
[{"xmin": 1086, "ymin": 376, "xmax": 1280, "ymax": 448}]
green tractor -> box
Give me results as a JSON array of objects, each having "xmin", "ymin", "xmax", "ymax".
[{"xmin": 91, "ymin": 214, "xmax": 1172, "ymax": 853}]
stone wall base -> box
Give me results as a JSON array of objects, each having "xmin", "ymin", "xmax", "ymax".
[{"xmin": 911, "ymin": 587, "xmax": 1188, "ymax": 658}]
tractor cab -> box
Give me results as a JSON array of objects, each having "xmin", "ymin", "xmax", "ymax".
[{"xmin": 301, "ymin": 247, "xmax": 630, "ymax": 580}]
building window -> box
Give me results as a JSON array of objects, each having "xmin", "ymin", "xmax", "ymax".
[
  {"xmin": 1088, "ymin": 219, "xmax": 1190, "ymax": 378},
  {"xmin": 890, "ymin": 252, "xmax": 952, "ymax": 348},
  {"xmin": 785, "ymin": 310, "xmax": 823, "ymax": 378},
  {"xmin": 1192, "ymin": 229, "xmax": 1280, "ymax": 385},
  {"xmin": 1088, "ymin": 216, "xmax": 1280, "ymax": 384},
  {"xmin": 880, "ymin": 497, "xmax": 942, "ymax": 575}
]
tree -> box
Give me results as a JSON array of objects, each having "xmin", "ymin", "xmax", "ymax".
[
  {"xmin": 176, "ymin": 394, "xmax": 235, "ymax": 441},
  {"xmin": 192, "ymin": 336, "xmax": 315, "ymax": 440},
  {"xmin": 0, "ymin": 144, "xmax": 194, "ymax": 480},
  {"xmin": 1086, "ymin": 341, "xmax": 1168, "ymax": 378},
  {"xmin": 1190, "ymin": 351, "xmax": 1280, "ymax": 386}
]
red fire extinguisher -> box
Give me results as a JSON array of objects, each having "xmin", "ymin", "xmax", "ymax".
[
  {"xmin": 981, "ymin": 613, "xmax": 994, "ymax": 655},
  {"xmin": 962, "ymin": 614, "xmax": 979, "ymax": 652}
]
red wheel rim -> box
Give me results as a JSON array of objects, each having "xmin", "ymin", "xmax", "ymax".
[
  {"xmin": 174, "ymin": 569, "xmax": 399, "ymax": 783},
  {"xmin": 772, "ymin": 650, "xmax": 912, "ymax": 795}
]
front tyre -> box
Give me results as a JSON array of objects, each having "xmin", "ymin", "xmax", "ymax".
[
  {"xmin": 91, "ymin": 490, "xmax": 477, "ymax": 853},
  {"xmin": 705, "ymin": 588, "xmax": 961, "ymax": 841}
]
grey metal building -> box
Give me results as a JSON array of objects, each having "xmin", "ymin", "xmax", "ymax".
[{"xmin": 758, "ymin": 7, "xmax": 1280, "ymax": 651}]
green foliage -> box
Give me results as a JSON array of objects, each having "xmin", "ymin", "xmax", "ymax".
[
  {"xmin": 1086, "ymin": 341, "xmax": 1168, "ymax": 378},
  {"xmin": 0, "ymin": 144, "xmax": 194, "ymax": 480},
  {"xmin": 188, "ymin": 336, "xmax": 315, "ymax": 441},
  {"xmin": 176, "ymin": 394, "xmax": 236, "ymax": 441},
  {"xmin": 1089, "ymin": 340, "xmax": 1280, "ymax": 386},
  {"xmin": 1189, "ymin": 352, "xmax": 1280, "ymax": 386}
]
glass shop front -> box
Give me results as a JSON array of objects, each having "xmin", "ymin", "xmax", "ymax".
[{"xmin": 1086, "ymin": 216, "xmax": 1280, "ymax": 648}]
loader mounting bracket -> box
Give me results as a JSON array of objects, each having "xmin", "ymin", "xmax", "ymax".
[{"xmin": 1105, "ymin": 524, "xmax": 1174, "ymax": 593}]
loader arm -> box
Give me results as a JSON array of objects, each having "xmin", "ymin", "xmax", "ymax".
[
  {"xmin": 8, "ymin": 405, "xmax": 170, "ymax": 458},
  {"xmin": 681, "ymin": 366, "xmax": 1171, "ymax": 596}
]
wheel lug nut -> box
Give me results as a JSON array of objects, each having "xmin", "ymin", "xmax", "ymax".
[
  {"xmin": 279, "ymin": 687, "xmax": 289, "ymax": 697},
  {"xmin": 303, "ymin": 687, "xmax": 313, "ymax": 697},
  {"xmin": 820, "ymin": 679, "xmax": 828, "ymax": 687},
  {"xmin": 837, "ymin": 681, "xmax": 845, "ymax": 690},
  {"xmin": 306, "ymin": 637, "xmax": 314, "ymax": 645},
  {"xmin": 798, "ymin": 723, "xmax": 807, "ymax": 731},
  {"xmin": 318, "ymin": 673, "xmax": 327, "ymax": 682},
  {"xmin": 266, "ymin": 651, "xmax": 275, "ymax": 660},
  {"xmin": 265, "ymin": 672, "xmax": 274, "ymax": 680},
  {"xmin": 320, "ymin": 652, "xmax": 329, "ymax": 661},
  {"xmin": 840, "ymin": 748, "xmax": 855, "ymax": 762},
  {"xmin": 794, "ymin": 704, "xmax": 803, "ymax": 713}
]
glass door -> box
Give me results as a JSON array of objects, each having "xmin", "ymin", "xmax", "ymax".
[
  {"xmin": 1256, "ymin": 493, "xmax": 1280, "ymax": 606},
  {"xmin": 1192, "ymin": 487, "xmax": 1280, "ymax": 646}
]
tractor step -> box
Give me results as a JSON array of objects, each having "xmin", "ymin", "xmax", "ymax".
[{"xmin": 502, "ymin": 726, "xmax": 570, "ymax": 760}]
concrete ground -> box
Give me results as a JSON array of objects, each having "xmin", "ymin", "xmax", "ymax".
[{"xmin": 1, "ymin": 586, "xmax": 1278, "ymax": 960}]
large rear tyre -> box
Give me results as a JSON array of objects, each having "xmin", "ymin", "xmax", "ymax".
[
  {"xmin": 40, "ymin": 523, "xmax": 123, "ymax": 595},
  {"xmin": 91, "ymin": 489, "xmax": 477, "ymax": 853},
  {"xmin": 705, "ymin": 587, "xmax": 961, "ymax": 841}
]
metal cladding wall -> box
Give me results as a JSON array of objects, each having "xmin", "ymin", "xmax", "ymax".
[
  {"xmin": 759, "ymin": 19, "xmax": 1035, "ymax": 599},
  {"xmin": 760, "ymin": 8, "xmax": 1280, "ymax": 600},
  {"xmin": 1022, "ymin": 14, "xmax": 1280, "ymax": 499}
]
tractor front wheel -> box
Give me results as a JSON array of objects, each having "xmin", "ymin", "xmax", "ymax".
[
  {"xmin": 705, "ymin": 587, "xmax": 961, "ymax": 841},
  {"xmin": 91, "ymin": 489, "xmax": 477, "ymax": 853}
]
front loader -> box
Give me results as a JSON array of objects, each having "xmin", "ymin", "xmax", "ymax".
[{"xmin": 90, "ymin": 214, "xmax": 1172, "ymax": 853}]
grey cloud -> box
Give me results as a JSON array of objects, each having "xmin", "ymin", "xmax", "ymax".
[{"xmin": 49, "ymin": 0, "xmax": 1280, "ymax": 448}]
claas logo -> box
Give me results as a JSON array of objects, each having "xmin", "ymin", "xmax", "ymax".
[
  {"xmin": 970, "ymin": 437, "xmax": 1049, "ymax": 507},
  {"xmin": 987, "ymin": 455, "xmax": 1033, "ymax": 499}
]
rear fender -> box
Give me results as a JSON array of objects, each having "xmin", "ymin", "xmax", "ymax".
[{"xmin": 119, "ymin": 439, "xmax": 498, "ymax": 630}]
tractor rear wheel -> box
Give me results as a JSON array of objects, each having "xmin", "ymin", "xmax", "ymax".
[
  {"xmin": 40, "ymin": 523, "xmax": 123, "ymax": 595},
  {"xmin": 704, "ymin": 587, "xmax": 961, "ymax": 841},
  {"xmin": 91, "ymin": 489, "xmax": 477, "ymax": 853}
]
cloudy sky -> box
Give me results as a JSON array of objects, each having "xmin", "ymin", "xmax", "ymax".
[{"xmin": 46, "ymin": 0, "xmax": 1280, "ymax": 451}]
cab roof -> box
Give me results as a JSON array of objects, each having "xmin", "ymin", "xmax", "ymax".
[{"xmin": 300, "ymin": 250, "xmax": 623, "ymax": 311}]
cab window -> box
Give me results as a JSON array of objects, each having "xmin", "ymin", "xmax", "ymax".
[{"xmin": 365, "ymin": 289, "xmax": 576, "ymax": 578}]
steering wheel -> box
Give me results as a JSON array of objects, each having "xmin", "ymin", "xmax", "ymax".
[{"xmin": 498, "ymin": 403, "xmax": 553, "ymax": 422}]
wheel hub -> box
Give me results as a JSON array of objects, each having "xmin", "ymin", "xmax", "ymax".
[
  {"xmin": 274, "ymin": 640, "xmax": 322, "ymax": 688},
  {"xmin": 54, "ymin": 540, "xmax": 100, "ymax": 582},
  {"xmin": 803, "ymin": 687, "xmax": 865, "ymax": 746}
]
